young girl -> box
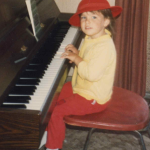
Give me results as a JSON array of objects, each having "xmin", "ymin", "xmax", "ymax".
[{"xmin": 42, "ymin": 0, "xmax": 122, "ymax": 150}]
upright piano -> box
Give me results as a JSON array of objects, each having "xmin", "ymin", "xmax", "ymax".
[{"xmin": 0, "ymin": 0, "xmax": 82, "ymax": 149}]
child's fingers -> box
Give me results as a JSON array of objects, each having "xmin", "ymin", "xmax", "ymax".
[
  {"xmin": 65, "ymin": 47, "xmax": 73, "ymax": 52},
  {"xmin": 66, "ymin": 47, "xmax": 78, "ymax": 54},
  {"xmin": 65, "ymin": 45, "xmax": 72, "ymax": 50},
  {"xmin": 65, "ymin": 44, "xmax": 74, "ymax": 51},
  {"xmin": 66, "ymin": 44, "xmax": 73, "ymax": 48},
  {"xmin": 61, "ymin": 51, "xmax": 70, "ymax": 58}
]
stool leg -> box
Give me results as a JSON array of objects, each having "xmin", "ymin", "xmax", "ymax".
[
  {"xmin": 134, "ymin": 131, "xmax": 147, "ymax": 150},
  {"xmin": 147, "ymin": 122, "xmax": 150, "ymax": 137},
  {"xmin": 147, "ymin": 127, "xmax": 150, "ymax": 137},
  {"xmin": 83, "ymin": 128, "xmax": 95, "ymax": 150}
]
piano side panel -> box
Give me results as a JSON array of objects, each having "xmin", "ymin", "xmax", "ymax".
[{"xmin": 0, "ymin": 108, "xmax": 40, "ymax": 149}]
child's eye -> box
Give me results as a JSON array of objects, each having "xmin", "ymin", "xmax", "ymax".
[
  {"xmin": 92, "ymin": 16, "xmax": 97, "ymax": 19},
  {"xmin": 81, "ymin": 16, "xmax": 86, "ymax": 20}
]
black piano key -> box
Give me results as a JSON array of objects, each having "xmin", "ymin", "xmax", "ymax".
[
  {"xmin": 6, "ymin": 96, "xmax": 31, "ymax": 101},
  {"xmin": 4, "ymin": 100, "xmax": 29, "ymax": 104},
  {"xmin": 1, "ymin": 104, "xmax": 26, "ymax": 109},
  {"xmin": 20, "ymin": 71, "xmax": 44, "ymax": 79},
  {"xmin": 34, "ymin": 55, "xmax": 54, "ymax": 64},
  {"xmin": 16, "ymin": 79, "xmax": 40, "ymax": 85},
  {"xmin": 29, "ymin": 54, "xmax": 55, "ymax": 67},
  {"xmin": 35, "ymin": 51, "xmax": 55, "ymax": 58},
  {"xmin": 9, "ymin": 93, "xmax": 33, "ymax": 96},
  {"xmin": 9, "ymin": 86, "xmax": 36, "ymax": 95},
  {"xmin": 26, "ymin": 65, "xmax": 48, "ymax": 71},
  {"xmin": 55, "ymin": 28, "xmax": 68, "ymax": 33},
  {"xmin": 38, "ymin": 49, "xmax": 57, "ymax": 57},
  {"xmin": 55, "ymin": 32, "xmax": 66, "ymax": 37},
  {"xmin": 58, "ymin": 24, "xmax": 70, "ymax": 29},
  {"xmin": 53, "ymin": 37, "xmax": 64, "ymax": 42},
  {"xmin": 57, "ymin": 28, "xmax": 69, "ymax": 32},
  {"xmin": 3, "ymin": 96, "xmax": 30, "ymax": 105},
  {"xmin": 29, "ymin": 58, "xmax": 52, "ymax": 66},
  {"xmin": 28, "ymin": 64, "xmax": 49, "ymax": 70},
  {"xmin": 30, "ymin": 58, "xmax": 48, "ymax": 64},
  {"xmin": 38, "ymin": 44, "xmax": 59, "ymax": 54}
]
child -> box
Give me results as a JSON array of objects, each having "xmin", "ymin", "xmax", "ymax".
[{"xmin": 41, "ymin": 0, "xmax": 122, "ymax": 150}]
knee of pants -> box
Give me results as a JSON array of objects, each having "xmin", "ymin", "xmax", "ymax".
[{"xmin": 51, "ymin": 106, "xmax": 67, "ymax": 119}]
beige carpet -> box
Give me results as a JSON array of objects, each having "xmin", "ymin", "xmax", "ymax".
[{"xmin": 62, "ymin": 125, "xmax": 150, "ymax": 150}]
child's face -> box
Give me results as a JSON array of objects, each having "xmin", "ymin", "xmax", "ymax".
[{"xmin": 80, "ymin": 11, "xmax": 110, "ymax": 39}]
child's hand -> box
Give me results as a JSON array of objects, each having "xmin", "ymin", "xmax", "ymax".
[
  {"xmin": 61, "ymin": 51, "xmax": 82, "ymax": 66},
  {"xmin": 65, "ymin": 44, "xmax": 79, "ymax": 55},
  {"xmin": 61, "ymin": 51, "xmax": 77, "ymax": 62},
  {"xmin": 62, "ymin": 44, "xmax": 79, "ymax": 63}
]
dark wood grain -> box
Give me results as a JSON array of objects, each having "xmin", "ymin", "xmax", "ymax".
[{"xmin": 0, "ymin": 108, "xmax": 40, "ymax": 149}]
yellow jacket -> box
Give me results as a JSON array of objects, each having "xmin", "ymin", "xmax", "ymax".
[{"xmin": 72, "ymin": 30, "xmax": 116, "ymax": 104}]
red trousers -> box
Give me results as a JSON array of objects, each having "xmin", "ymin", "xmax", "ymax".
[{"xmin": 45, "ymin": 82, "xmax": 109, "ymax": 149}]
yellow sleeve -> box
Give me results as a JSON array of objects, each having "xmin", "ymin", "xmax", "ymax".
[{"xmin": 77, "ymin": 44, "xmax": 114, "ymax": 82}]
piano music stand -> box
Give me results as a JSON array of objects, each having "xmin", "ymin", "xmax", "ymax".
[{"xmin": 64, "ymin": 87, "xmax": 150, "ymax": 150}]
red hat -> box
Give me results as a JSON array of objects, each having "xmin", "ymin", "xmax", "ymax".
[{"xmin": 69, "ymin": 0, "xmax": 122, "ymax": 27}]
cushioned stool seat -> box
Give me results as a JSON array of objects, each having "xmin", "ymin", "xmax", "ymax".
[{"xmin": 64, "ymin": 87, "xmax": 150, "ymax": 150}]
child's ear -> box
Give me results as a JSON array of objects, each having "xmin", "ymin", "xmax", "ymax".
[{"xmin": 104, "ymin": 19, "xmax": 110, "ymax": 27}]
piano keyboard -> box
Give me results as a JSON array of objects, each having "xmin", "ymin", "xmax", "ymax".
[{"xmin": 2, "ymin": 22, "xmax": 79, "ymax": 111}]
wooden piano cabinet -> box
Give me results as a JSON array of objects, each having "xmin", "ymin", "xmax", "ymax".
[{"xmin": 0, "ymin": 108, "xmax": 40, "ymax": 149}]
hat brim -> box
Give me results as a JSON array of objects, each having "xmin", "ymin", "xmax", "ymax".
[{"xmin": 69, "ymin": 6, "xmax": 122, "ymax": 27}]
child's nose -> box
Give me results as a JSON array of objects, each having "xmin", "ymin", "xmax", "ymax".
[{"xmin": 85, "ymin": 19, "xmax": 90, "ymax": 24}]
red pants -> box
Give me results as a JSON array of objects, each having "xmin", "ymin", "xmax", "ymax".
[{"xmin": 45, "ymin": 82, "xmax": 109, "ymax": 149}]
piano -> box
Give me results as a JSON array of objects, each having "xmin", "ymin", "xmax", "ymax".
[{"xmin": 0, "ymin": 0, "xmax": 83, "ymax": 149}]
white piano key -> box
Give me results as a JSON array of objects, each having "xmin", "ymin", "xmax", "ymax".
[
  {"xmin": 3, "ymin": 103, "xmax": 28, "ymax": 105},
  {"xmin": 57, "ymin": 48, "xmax": 65, "ymax": 52},
  {"xmin": 9, "ymin": 94, "xmax": 32, "ymax": 96},
  {"xmin": 54, "ymin": 54, "xmax": 61, "ymax": 58}
]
